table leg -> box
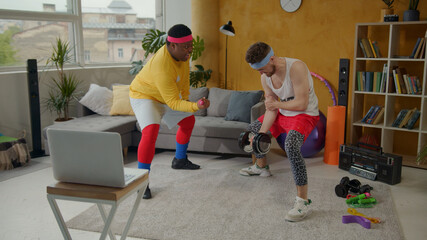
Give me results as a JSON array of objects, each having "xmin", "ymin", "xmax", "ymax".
[
  {"xmin": 47, "ymin": 194, "xmax": 72, "ymax": 240},
  {"xmin": 97, "ymin": 203, "xmax": 118, "ymax": 240}
]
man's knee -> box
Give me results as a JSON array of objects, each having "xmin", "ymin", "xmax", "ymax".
[{"xmin": 178, "ymin": 115, "xmax": 195, "ymax": 129}]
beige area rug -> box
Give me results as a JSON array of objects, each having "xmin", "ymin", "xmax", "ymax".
[{"xmin": 67, "ymin": 151, "xmax": 403, "ymax": 240}]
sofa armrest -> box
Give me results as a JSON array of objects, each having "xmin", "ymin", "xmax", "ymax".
[
  {"xmin": 250, "ymin": 101, "xmax": 265, "ymax": 123},
  {"xmin": 76, "ymin": 102, "xmax": 96, "ymax": 117}
]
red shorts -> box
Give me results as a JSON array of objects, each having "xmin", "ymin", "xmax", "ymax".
[{"xmin": 258, "ymin": 113, "xmax": 319, "ymax": 141}]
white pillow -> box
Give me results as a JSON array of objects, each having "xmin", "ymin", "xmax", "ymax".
[{"xmin": 79, "ymin": 84, "xmax": 113, "ymax": 116}]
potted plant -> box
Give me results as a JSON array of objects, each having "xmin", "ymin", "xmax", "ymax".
[
  {"xmin": 404, "ymin": 0, "xmax": 420, "ymax": 21},
  {"xmin": 381, "ymin": 0, "xmax": 394, "ymax": 22},
  {"xmin": 129, "ymin": 29, "xmax": 212, "ymax": 88},
  {"xmin": 416, "ymin": 144, "xmax": 427, "ymax": 165},
  {"xmin": 43, "ymin": 37, "xmax": 80, "ymax": 122}
]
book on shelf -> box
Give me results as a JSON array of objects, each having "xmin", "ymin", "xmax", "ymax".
[
  {"xmin": 361, "ymin": 105, "xmax": 376, "ymax": 123},
  {"xmin": 410, "ymin": 38, "xmax": 422, "ymax": 58},
  {"xmin": 388, "ymin": 72, "xmax": 396, "ymax": 93},
  {"xmin": 415, "ymin": 76, "xmax": 422, "ymax": 93},
  {"xmin": 412, "ymin": 76, "xmax": 419, "ymax": 94},
  {"xmin": 357, "ymin": 71, "xmax": 385, "ymax": 92},
  {"xmin": 368, "ymin": 38, "xmax": 377, "ymax": 58},
  {"xmin": 403, "ymin": 74, "xmax": 414, "ymax": 94},
  {"xmin": 372, "ymin": 107, "xmax": 385, "ymax": 125},
  {"xmin": 361, "ymin": 38, "xmax": 374, "ymax": 58},
  {"xmin": 405, "ymin": 110, "xmax": 421, "ymax": 129},
  {"xmin": 414, "ymin": 37, "xmax": 425, "ymax": 59},
  {"xmin": 396, "ymin": 67, "xmax": 407, "ymax": 94},
  {"xmin": 392, "ymin": 109, "xmax": 409, "ymax": 127},
  {"xmin": 398, "ymin": 108, "xmax": 416, "ymax": 128},
  {"xmin": 371, "ymin": 40, "xmax": 382, "ymax": 58},
  {"xmin": 366, "ymin": 105, "xmax": 383, "ymax": 124},
  {"xmin": 365, "ymin": 71, "xmax": 373, "ymax": 91},
  {"xmin": 375, "ymin": 71, "xmax": 382, "ymax": 92},
  {"xmin": 409, "ymin": 76, "xmax": 418, "ymax": 94},
  {"xmin": 356, "ymin": 71, "xmax": 362, "ymax": 91},
  {"xmin": 392, "ymin": 67, "xmax": 401, "ymax": 94},
  {"xmin": 419, "ymin": 37, "xmax": 426, "ymax": 59},
  {"xmin": 380, "ymin": 64, "xmax": 387, "ymax": 93},
  {"xmin": 359, "ymin": 39, "xmax": 368, "ymax": 58}
]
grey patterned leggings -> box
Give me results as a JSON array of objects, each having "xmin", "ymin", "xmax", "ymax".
[{"xmin": 247, "ymin": 120, "xmax": 308, "ymax": 186}]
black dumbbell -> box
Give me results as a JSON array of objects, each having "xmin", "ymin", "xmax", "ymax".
[
  {"xmin": 359, "ymin": 184, "xmax": 373, "ymax": 194},
  {"xmin": 335, "ymin": 176, "xmax": 373, "ymax": 198},
  {"xmin": 238, "ymin": 131, "xmax": 271, "ymax": 155},
  {"xmin": 335, "ymin": 176, "xmax": 350, "ymax": 198}
]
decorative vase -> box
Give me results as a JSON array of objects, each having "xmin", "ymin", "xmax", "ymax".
[
  {"xmin": 403, "ymin": 10, "xmax": 420, "ymax": 21},
  {"xmin": 381, "ymin": 8, "xmax": 394, "ymax": 22}
]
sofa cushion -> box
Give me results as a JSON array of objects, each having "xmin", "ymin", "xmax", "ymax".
[
  {"xmin": 189, "ymin": 87, "xmax": 209, "ymax": 116},
  {"xmin": 79, "ymin": 84, "xmax": 113, "ymax": 116},
  {"xmin": 43, "ymin": 115, "xmax": 137, "ymax": 139},
  {"xmin": 207, "ymin": 88, "xmax": 234, "ymax": 117},
  {"xmin": 140, "ymin": 116, "xmax": 248, "ymax": 140},
  {"xmin": 109, "ymin": 85, "xmax": 135, "ymax": 116},
  {"xmin": 225, "ymin": 90, "xmax": 264, "ymax": 123}
]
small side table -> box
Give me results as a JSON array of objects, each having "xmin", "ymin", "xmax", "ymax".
[{"xmin": 47, "ymin": 172, "xmax": 148, "ymax": 240}]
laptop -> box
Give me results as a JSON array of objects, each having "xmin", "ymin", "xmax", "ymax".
[{"xmin": 47, "ymin": 128, "xmax": 148, "ymax": 188}]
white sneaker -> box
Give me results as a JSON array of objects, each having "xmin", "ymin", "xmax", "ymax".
[
  {"xmin": 285, "ymin": 196, "xmax": 312, "ymax": 222},
  {"xmin": 239, "ymin": 164, "xmax": 272, "ymax": 177}
]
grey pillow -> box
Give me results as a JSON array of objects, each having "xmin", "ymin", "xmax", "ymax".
[
  {"xmin": 207, "ymin": 87, "xmax": 234, "ymax": 117},
  {"xmin": 189, "ymin": 87, "xmax": 209, "ymax": 116},
  {"xmin": 225, "ymin": 90, "xmax": 264, "ymax": 123}
]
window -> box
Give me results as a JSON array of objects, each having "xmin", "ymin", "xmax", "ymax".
[
  {"xmin": 0, "ymin": 0, "xmax": 71, "ymax": 13},
  {"xmin": 84, "ymin": 50, "xmax": 90, "ymax": 61},
  {"xmin": 0, "ymin": 0, "xmax": 156, "ymax": 69}
]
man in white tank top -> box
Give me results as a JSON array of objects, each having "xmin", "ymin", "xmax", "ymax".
[{"xmin": 239, "ymin": 42, "xmax": 319, "ymax": 222}]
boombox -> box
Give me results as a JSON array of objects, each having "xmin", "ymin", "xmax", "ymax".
[{"xmin": 339, "ymin": 143, "xmax": 402, "ymax": 185}]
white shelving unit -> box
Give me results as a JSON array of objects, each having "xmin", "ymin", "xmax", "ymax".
[{"xmin": 350, "ymin": 21, "xmax": 427, "ymax": 168}]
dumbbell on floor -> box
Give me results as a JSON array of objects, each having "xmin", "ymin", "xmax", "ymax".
[
  {"xmin": 238, "ymin": 131, "xmax": 271, "ymax": 155},
  {"xmin": 335, "ymin": 176, "xmax": 373, "ymax": 198}
]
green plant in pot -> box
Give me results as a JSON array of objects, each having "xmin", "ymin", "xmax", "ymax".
[
  {"xmin": 404, "ymin": 0, "xmax": 420, "ymax": 21},
  {"xmin": 43, "ymin": 37, "xmax": 80, "ymax": 121},
  {"xmin": 381, "ymin": 0, "xmax": 394, "ymax": 21},
  {"xmin": 416, "ymin": 144, "xmax": 427, "ymax": 165},
  {"xmin": 129, "ymin": 29, "xmax": 212, "ymax": 88},
  {"xmin": 382, "ymin": 0, "xmax": 394, "ymax": 9}
]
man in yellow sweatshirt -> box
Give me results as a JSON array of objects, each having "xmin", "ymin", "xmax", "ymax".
[{"xmin": 129, "ymin": 24, "xmax": 210, "ymax": 199}]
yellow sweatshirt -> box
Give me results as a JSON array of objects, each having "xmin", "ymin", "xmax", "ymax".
[{"xmin": 129, "ymin": 45, "xmax": 199, "ymax": 112}]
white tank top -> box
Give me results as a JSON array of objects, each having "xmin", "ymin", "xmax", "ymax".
[{"xmin": 265, "ymin": 57, "xmax": 319, "ymax": 117}]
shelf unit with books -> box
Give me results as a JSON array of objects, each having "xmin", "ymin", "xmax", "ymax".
[{"xmin": 350, "ymin": 21, "xmax": 427, "ymax": 169}]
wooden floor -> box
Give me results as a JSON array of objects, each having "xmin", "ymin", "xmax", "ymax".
[{"xmin": 402, "ymin": 157, "xmax": 427, "ymax": 170}]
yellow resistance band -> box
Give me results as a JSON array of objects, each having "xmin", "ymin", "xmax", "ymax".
[{"xmin": 347, "ymin": 208, "xmax": 381, "ymax": 223}]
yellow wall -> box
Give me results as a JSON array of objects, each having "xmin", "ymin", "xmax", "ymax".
[{"xmin": 192, "ymin": 0, "xmax": 426, "ymax": 142}]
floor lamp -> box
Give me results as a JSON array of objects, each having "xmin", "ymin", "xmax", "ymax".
[{"xmin": 219, "ymin": 21, "xmax": 235, "ymax": 89}]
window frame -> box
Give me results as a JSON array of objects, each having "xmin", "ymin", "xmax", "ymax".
[{"xmin": 0, "ymin": 0, "xmax": 153, "ymax": 72}]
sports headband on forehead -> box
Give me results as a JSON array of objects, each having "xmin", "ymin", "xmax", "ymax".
[
  {"xmin": 249, "ymin": 48, "xmax": 274, "ymax": 69},
  {"xmin": 167, "ymin": 34, "xmax": 193, "ymax": 43}
]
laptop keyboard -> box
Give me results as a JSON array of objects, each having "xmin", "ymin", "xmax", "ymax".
[{"xmin": 124, "ymin": 174, "xmax": 135, "ymax": 182}]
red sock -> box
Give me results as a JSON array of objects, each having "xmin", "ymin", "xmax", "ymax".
[
  {"xmin": 137, "ymin": 124, "xmax": 160, "ymax": 170},
  {"xmin": 176, "ymin": 115, "xmax": 195, "ymax": 144}
]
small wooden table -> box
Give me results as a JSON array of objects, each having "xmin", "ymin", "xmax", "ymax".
[{"xmin": 47, "ymin": 172, "xmax": 148, "ymax": 240}]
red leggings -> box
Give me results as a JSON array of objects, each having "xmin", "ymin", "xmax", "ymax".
[{"xmin": 137, "ymin": 115, "xmax": 195, "ymax": 166}]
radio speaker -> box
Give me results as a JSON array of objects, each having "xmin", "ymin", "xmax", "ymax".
[
  {"xmin": 338, "ymin": 145, "xmax": 352, "ymax": 170},
  {"xmin": 27, "ymin": 59, "xmax": 45, "ymax": 158},
  {"xmin": 338, "ymin": 58, "xmax": 350, "ymax": 106}
]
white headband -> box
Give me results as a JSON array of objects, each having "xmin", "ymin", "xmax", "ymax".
[{"xmin": 249, "ymin": 48, "xmax": 274, "ymax": 69}]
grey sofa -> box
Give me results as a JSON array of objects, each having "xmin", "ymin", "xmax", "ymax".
[{"xmin": 43, "ymin": 87, "xmax": 265, "ymax": 156}]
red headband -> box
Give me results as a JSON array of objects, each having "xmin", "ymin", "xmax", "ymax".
[{"xmin": 167, "ymin": 35, "xmax": 193, "ymax": 43}]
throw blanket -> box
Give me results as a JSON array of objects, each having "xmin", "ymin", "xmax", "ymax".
[{"xmin": 0, "ymin": 137, "xmax": 30, "ymax": 170}]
